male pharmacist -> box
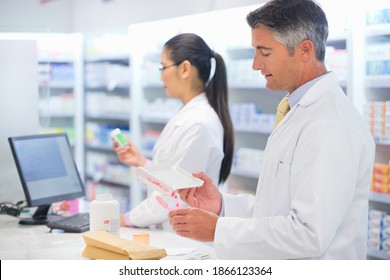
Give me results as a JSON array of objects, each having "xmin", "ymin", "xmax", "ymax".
[{"xmin": 168, "ymin": 0, "xmax": 376, "ymax": 259}]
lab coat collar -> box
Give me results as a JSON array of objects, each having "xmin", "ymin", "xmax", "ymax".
[
  {"xmin": 183, "ymin": 92, "xmax": 208, "ymax": 108},
  {"xmin": 271, "ymin": 71, "xmax": 339, "ymax": 134},
  {"xmin": 172, "ymin": 92, "xmax": 208, "ymax": 126},
  {"xmin": 297, "ymin": 71, "xmax": 338, "ymax": 109}
]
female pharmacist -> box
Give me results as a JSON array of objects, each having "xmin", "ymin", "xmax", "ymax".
[{"xmin": 113, "ymin": 33, "xmax": 234, "ymax": 229}]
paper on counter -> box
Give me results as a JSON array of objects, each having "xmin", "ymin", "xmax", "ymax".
[
  {"xmin": 165, "ymin": 248, "xmax": 210, "ymax": 260},
  {"xmin": 165, "ymin": 247, "xmax": 195, "ymax": 256}
]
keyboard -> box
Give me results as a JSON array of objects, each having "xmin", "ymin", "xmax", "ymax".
[{"xmin": 47, "ymin": 212, "xmax": 90, "ymax": 233}]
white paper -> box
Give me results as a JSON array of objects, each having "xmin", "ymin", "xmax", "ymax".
[{"xmin": 165, "ymin": 247, "xmax": 195, "ymax": 256}]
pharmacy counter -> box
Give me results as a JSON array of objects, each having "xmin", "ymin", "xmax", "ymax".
[{"xmin": 0, "ymin": 215, "xmax": 215, "ymax": 260}]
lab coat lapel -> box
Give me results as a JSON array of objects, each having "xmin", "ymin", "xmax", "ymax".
[{"xmin": 270, "ymin": 72, "xmax": 338, "ymax": 136}]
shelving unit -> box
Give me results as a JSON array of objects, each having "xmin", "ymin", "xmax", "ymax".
[
  {"xmin": 226, "ymin": 46, "xmax": 284, "ymax": 194},
  {"xmin": 0, "ymin": 33, "xmax": 84, "ymax": 174},
  {"xmin": 363, "ymin": 2, "xmax": 390, "ymax": 259},
  {"xmin": 129, "ymin": 44, "xmax": 182, "ymax": 206},
  {"xmin": 83, "ymin": 33, "xmax": 132, "ymax": 213},
  {"xmin": 37, "ymin": 34, "xmax": 84, "ymax": 156},
  {"xmin": 325, "ymin": 38, "xmax": 348, "ymax": 89}
]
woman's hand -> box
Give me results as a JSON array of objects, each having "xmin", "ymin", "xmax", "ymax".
[{"xmin": 112, "ymin": 138, "xmax": 147, "ymax": 167}]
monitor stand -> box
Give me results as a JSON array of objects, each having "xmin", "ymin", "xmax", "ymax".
[{"xmin": 19, "ymin": 204, "xmax": 61, "ymax": 225}]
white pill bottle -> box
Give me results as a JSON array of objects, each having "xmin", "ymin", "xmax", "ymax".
[{"xmin": 89, "ymin": 194, "xmax": 120, "ymax": 236}]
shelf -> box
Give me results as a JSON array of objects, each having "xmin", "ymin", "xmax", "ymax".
[
  {"xmin": 366, "ymin": 23, "xmax": 390, "ymax": 38},
  {"xmin": 369, "ymin": 192, "xmax": 390, "ymax": 204},
  {"xmin": 86, "ymin": 144, "xmax": 115, "ymax": 153},
  {"xmin": 375, "ymin": 136, "xmax": 390, "ymax": 146},
  {"xmin": 85, "ymin": 174, "xmax": 129, "ymax": 188},
  {"xmin": 40, "ymin": 81, "xmax": 74, "ymax": 89},
  {"xmin": 85, "ymin": 54, "xmax": 129, "ymax": 63},
  {"xmin": 142, "ymin": 83, "xmax": 163, "ymax": 89},
  {"xmin": 234, "ymin": 126, "xmax": 273, "ymax": 135},
  {"xmin": 366, "ymin": 75, "xmax": 390, "ymax": 88},
  {"xmin": 326, "ymin": 37, "xmax": 347, "ymax": 49},
  {"xmin": 229, "ymin": 82, "xmax": 266, "ymax": 89},
  {"xmin": 226, "ymin": 47, "xmax": 253, "ymax": 59},
  {"xmin": 86, "ymin": 113, "xmax": 129, "ymax": 122},
  {"xmin": 38, "ymin": 58, "xmax": 74, "ymax": 64},
  {"xmin": 40, "ymin": 113, "xmax": 74, "ymax": 118},
  {"xmin": 367, "ymin": 248, "xmax": 390, "ymax": 259},
  {"xmin": 140, "ymin": 113, "xmax": 173, "ymax": 123},
  {"xmin": 85, "ymin": 86, "xmax": 129, "ymax": 94},
  {"xmin": 231, "ymin": 168, "xmax": 259, "ymax": 179}
]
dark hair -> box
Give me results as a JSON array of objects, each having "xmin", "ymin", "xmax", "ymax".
[
  {"xmin": 164, "ymin": 33, "xmax": 234, "ymax": 184},
  {"xmin": 247, "ymin": 0, "xmax": 329, "ymax": 62}
]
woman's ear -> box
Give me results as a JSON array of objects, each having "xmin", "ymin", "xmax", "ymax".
[{"xmin": 179, "ymin": 60, "xmax": 192, "ymax": 79}]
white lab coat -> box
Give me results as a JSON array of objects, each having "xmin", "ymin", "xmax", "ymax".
[
  {"xmin": 125, "ymin": 93, "xmax": 224, "ymax": 228},
  {"xmin": 214, "ymin": 72, "xmax": 375, "ymax": 259}
]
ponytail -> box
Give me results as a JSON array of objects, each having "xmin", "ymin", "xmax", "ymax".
[{"xmin": 206, "ymin": 52, "xmax": 234, "ymax": 184}]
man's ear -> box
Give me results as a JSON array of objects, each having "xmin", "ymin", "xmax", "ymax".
[{"xmin": 300, "ymin": 39, "xmax": 314, "ymax": 62}]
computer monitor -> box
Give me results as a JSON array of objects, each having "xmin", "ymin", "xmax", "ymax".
[{"xmin": 8, "ymin": 133, "xmax": 85, "ymax": 225}]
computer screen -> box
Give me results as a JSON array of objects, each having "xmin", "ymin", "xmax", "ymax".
[{"xmin": 8, "ymin": 133, "xmax": 85, "ymax": 225}]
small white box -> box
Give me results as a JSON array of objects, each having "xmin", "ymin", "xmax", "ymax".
[{"xmin": 135, "ymin": 165, "xmax": 204, "ymax": 194}]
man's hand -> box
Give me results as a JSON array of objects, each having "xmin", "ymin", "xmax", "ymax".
[
  {"xmin": 179, "ymin": 172, "xmax": 222, "ymax": 215},
  {"xmin": 168, "ymin": 207, "xmax": 218, "ymax": 242}
]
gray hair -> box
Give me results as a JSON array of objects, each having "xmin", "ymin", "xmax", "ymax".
[{"xmin": 247, "ymin": 0, "xmax": 329, "ymax": 62}]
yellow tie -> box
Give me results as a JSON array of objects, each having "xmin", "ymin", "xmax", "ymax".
[{"xmin": 274, "ymin": 95, "xmax": 290, "ymax": 128}]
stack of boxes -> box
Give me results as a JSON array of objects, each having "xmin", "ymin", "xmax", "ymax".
[
  {"xmin": 325, "ymin": 46, "xmax": 348, "ymax": 83},
  {"xmin": 368, "ymin": 209, "xmax": 390, "ymax": 254},
  {"xmin": 229, "ymin": 103, "xmax": 275, "ymax": 133},
  {"xmin": 85, "ymin": 92, "xmax": 131, "ymax": 118},
  {"xmin": 372, "ymin": 162, "xmax": 390, "ymax": 194},
  {"xmin": 366, "ymin": 42, "xmax": 390, "ymax": 80},
  {"xmin": 365, "ymin": 101, "xmax": 390, "ymax": 140},
  {"xmin": 366, "ymin": 8, "xmax": 390, "ymax": 25},
  {"xmin": 142, "ymin": 98, "xmax": 181, "ymax": 119}
]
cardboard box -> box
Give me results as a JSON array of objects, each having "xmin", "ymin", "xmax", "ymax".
[{"xmin": 82, "ymin": 231, "xmax": 167, "ymax": 260}]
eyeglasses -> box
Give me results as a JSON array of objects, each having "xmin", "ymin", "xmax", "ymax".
[{"xmin": 159, "ymin": 62, "xmax": 181, "ymax": 73}]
